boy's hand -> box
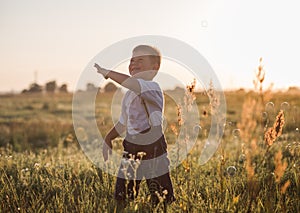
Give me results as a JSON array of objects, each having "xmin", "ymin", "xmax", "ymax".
[
  {"xmin": 94, "ymin": 63, "xmax": 110, "ymax": 79},
  {"xmin": 103, "ymin": 139, "xmax": 112, "ymax": 161}
]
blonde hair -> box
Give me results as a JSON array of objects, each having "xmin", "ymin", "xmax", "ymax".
[{"xmin": 132, "ymin": 45, "xmax": 161, "ymax": 69}]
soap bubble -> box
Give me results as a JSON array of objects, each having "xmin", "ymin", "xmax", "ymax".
[
  {"xmin": 292, "ymin": 106, "xmax": 299, "ymax": 114},
  {"xmin": 194, "ymin": 125, "xmax": 202, "ymax": 133},
  {"xmin": 265, "ymin": 102, "xmax": 275, "ymax": 112},
  {"xmin": 227, "ymin": 166, "xmax": 237, "ymax": 177},
  {"xmin": 232, "ymin": 129, "xmax": 241, "ymax": 138},
  {"xmin": 280, "ymin": 102, "xmax": 290, "ymax": 111}
]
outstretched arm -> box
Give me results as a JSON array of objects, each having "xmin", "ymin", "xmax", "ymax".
[{"xmin": 94, "ymin": 63, "xmax": 141, "ymax": 93}]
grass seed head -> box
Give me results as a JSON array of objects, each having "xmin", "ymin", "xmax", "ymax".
[{"xmin": 264, "ymin": 110, "xmax": 285, "ymax": 146}]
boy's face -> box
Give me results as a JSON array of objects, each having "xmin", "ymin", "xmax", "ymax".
[{"xmin": 128, "ymin": 51, "xmax": 159, "ymax": 77}]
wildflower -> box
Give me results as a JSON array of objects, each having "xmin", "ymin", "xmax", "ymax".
[
  {"xmin": 219, "ymin": 155, "xmax": 225, "ymax": 165},
  {"xmin": 34, "ymin": 163, "xmax": 40, "ymax": 169},
  {"xmin": 133, "ymin": 159, "xmax": 141, "ymax": 169},
  {"xmin": 162, "ymin": 189, "xmax": 168, "ymax": 195},
  {"xmin": 21, "ymin": 168, "xmax": 29, "ymax": 173},
  {"xmin": 233, "ymin": 194, "xmax": 240, "ymax": 204},
  {"xmin": 137, "ymin": 152, "xmax": 146, "ymax": 159},
  {"xmin": 264, "ymin": 110, "xmax": 285, "ymax": 146},
  {"xmin": 182, "ymin": 160, "xmax": 190, "ymax": 172},
  {"xmin": 64, "ymin": 133, "xmax": 74, "ymax": 143},
  {"xmin": 155, "ymin": 190, "xmax": 164, "ymax": 203}
]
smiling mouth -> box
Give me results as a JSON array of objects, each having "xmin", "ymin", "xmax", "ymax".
[{"xmin": 130, "ymin": 69, "xmax": 140, "ymax": 73}]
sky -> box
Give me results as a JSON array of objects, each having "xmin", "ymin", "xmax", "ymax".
[{"xmin": 0, "ymin": 0, "xmax": 299, "ymax": 93}]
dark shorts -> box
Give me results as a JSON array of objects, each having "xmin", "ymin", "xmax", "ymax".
[{"xmin": 114, "ymin": 135, "xmax": 175, "ymax": 204}]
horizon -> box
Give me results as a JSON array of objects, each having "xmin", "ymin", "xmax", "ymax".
[
  {"xmin": 1, "ymin": 77, "xmax": 298, "ymax": 95},
  {"xmin": 1, "ymin": 55, "xmax": 298, "ymax": 94}
]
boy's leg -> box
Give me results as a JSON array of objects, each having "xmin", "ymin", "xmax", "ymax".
[
  {"xmin": 114, "ymin": 170, "xmax": 142, "ymax": 200},
  {"xmin": 114, "ymin": 176, "xmax": 127, "ymax": 211},
  {"xmin": 146, "ymin": 172, "xmax": 176, "ymax": 206},
  {"xmin": 141, "ymin": 135, "xmax": 175, "ymax": 205},
  {"xmin": 115, "ymin": 177, "xmax": 127, "ymax": 201},
  {"xmin": 146, "ymin": 178, "xmax": 161, "ymax": 206},
  {"xmin": 127, "ymin": 179, "xmax": 142, "ymax": 200}
]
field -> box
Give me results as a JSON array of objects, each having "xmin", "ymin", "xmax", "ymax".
[{"xmin": 0, "ymin": 87, "xmax": 299, "ymax": 212}]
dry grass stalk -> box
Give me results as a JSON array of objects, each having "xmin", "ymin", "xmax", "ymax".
[
  {"xmin": 185, "ymin": 78, "xmax": 196, "ymax": 112},
  {"xmin": 186, "ymin": 78, "xmax": 196, "ymax": 94},
  {"xmin": 280, "ymin": 180, "xmax": 291, "ymax": 194},
  {"xmin": 170, "ymin": 124, "xmax": 178, "ymax": 137},
  {"xmin": 239, "ymin": 58, "xmax": 273, "ymax": 152},
  {"xmin": 264, "ymin": 110, "xmax": 285, "ymax": 146},
  {"xmin": 177, "ymin": 105, "xmax": 183, "ymax": 126},
  {"xmin": 206, "ymin": 80, "xmax": 220, "ymax": 116},
  {"xmin": 274, "ymin": 150, "xmax": 288, "ymax": 183},
  {"xmin": 238, "ymin": 98, "xmax": 257, "ymax": 142},
  {"xmin": 253, "ymin": 58, "xmax": 274, "ymax": 103},
  {"xmin": 253, "ymin": 57, "xmax": 265, "ymax": 94},
  {"xmin": 245, "ymin": 150, "xmax": 255, "ymax": 179},
  {"xmin": 250, "ymin": 138, "xmax": 258, "ymax": 155}
]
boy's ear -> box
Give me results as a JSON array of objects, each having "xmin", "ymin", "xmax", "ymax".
[{"xmin": 153, "ymin": 62, "xmax": 160, "ymax": 70}]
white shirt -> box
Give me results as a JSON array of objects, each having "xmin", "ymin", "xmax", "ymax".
[{"xmin": 119, "ymin": 78, "xmax": 163, "ymax": 135}]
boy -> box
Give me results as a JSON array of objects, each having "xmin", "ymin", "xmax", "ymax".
[{"xmin": 94, "ymin": 45, "xmax": 175, "ymax": 207}]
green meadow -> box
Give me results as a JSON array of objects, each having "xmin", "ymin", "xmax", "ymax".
[{"xmin": 0, "ymin": 86, "xmax": 299, "ymax": 212}]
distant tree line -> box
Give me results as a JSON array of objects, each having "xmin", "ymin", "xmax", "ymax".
[
  {"xmin": 21, "ymin": 81, "xmax": 119, "ymax": 94},
  {"xmin": 21, "ymin": 81, "xmax": 68, "ymax": 94},
  {"xmin": 79, "ymin": 82, "xmax": 118, "ymax": 93}
]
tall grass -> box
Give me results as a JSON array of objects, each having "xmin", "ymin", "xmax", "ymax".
[{"xmin": 0, "ymin": 61, "xmax": 300, "ymax": 212}]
